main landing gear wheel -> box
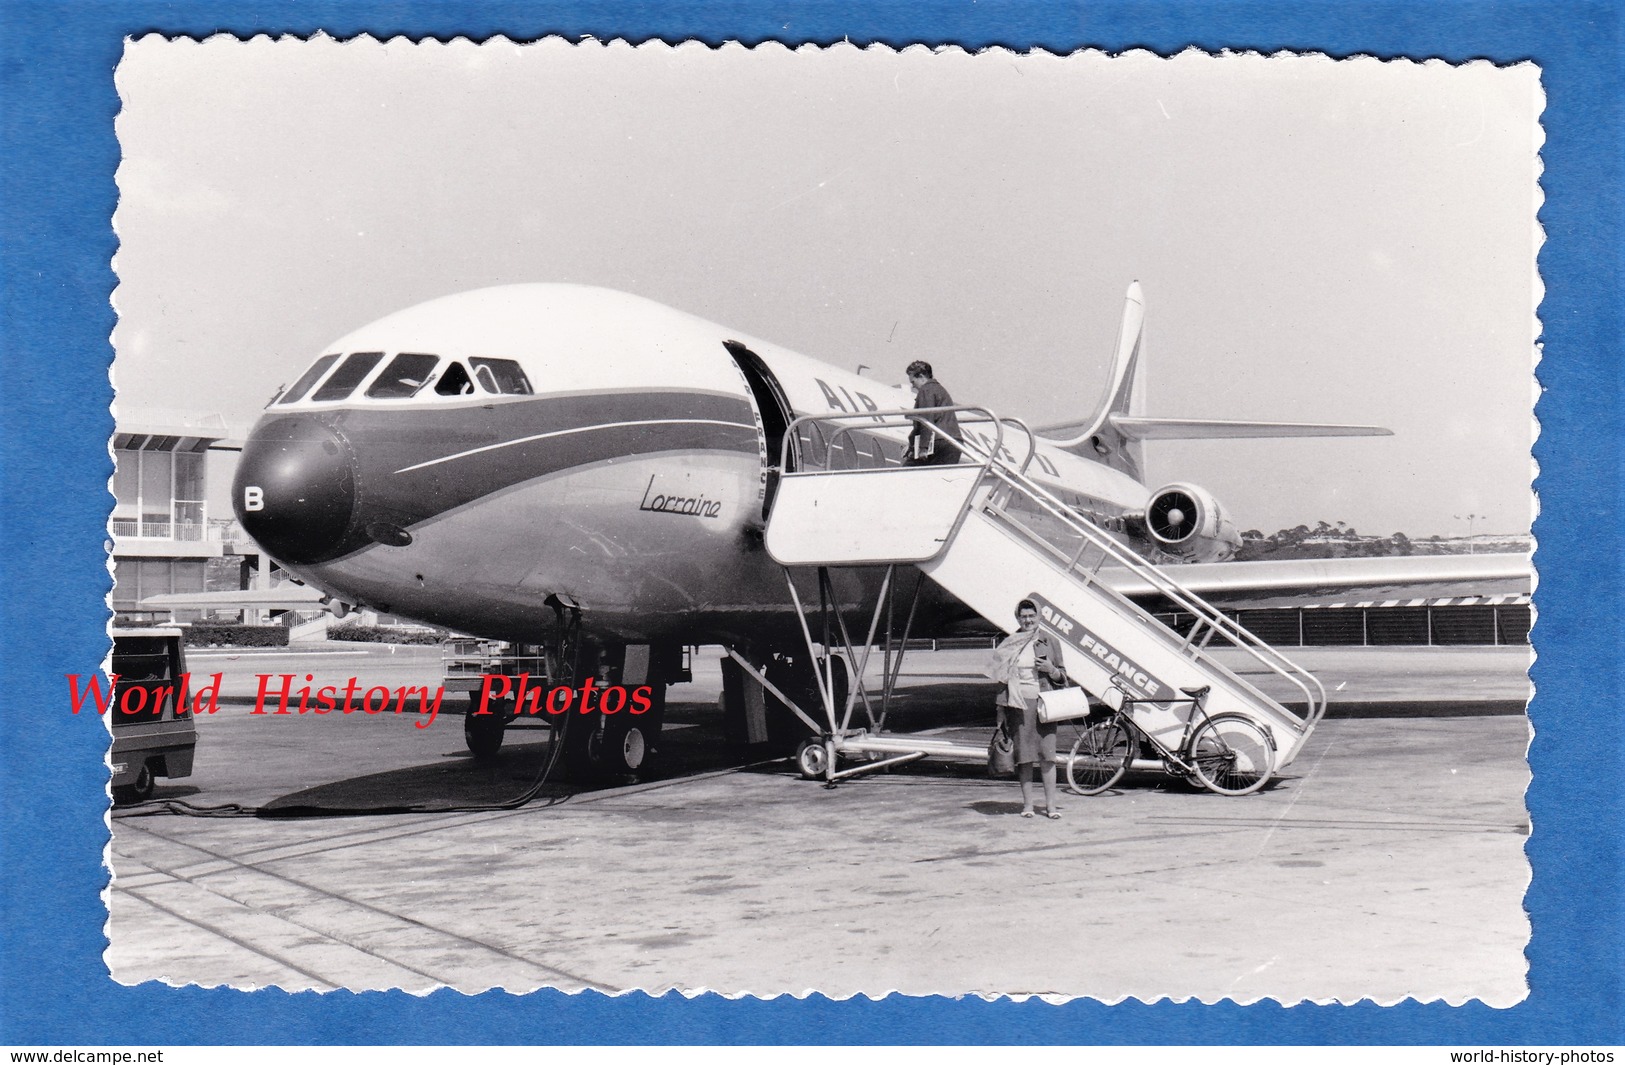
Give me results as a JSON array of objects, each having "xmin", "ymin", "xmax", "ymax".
[
  {"xmin": 113, "ymin": 762, "xmax": 155, "ymax": 806},
  {"xmin": 589, "ymin": 718, "xmax": 654, "ymax": 775},
  {"xmin": 794, "ymin": 738, "xmax": 831, "ymax": 780},
  {"xmin": 1066, "ymin": 721, "xmax": 1132, "ymax": 796},
  {"xmin": 1188, "ymin": 714, "xmax": 1275, "ymax": 796},
  {"xmin": 464, "ymin": 698, "xmax": 508, "ymax": 762}
]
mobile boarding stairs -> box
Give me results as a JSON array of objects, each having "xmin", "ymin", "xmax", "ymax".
[{"xmin": 759, "ymin": 407, "xmax": 1327, "ymax": 793}]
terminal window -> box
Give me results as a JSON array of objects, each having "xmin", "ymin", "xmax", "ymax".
[{"xmin": 112, "ymin": 448, "xmax": 205, "ymax": 540}]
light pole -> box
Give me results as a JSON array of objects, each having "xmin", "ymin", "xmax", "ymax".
[{"xmin": 1454, "ymin": 513, "xmax": 1481, "ymax": 554}]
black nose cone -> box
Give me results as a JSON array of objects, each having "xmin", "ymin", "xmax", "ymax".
[{"xmin": 233, "ymin": 417, "xmax": 358, "ymax": 564}]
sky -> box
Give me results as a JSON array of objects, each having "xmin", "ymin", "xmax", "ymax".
[{"xmin": 112, "ymin": 38, "xmax": 1541, "ymax": 538}]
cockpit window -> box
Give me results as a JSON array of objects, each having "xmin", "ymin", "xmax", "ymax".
[
  {"xmin": 366, "ymin": 352, "xmax": 440, "ymax": 399},
  {"xmin": 279, "ymin": 354, "xmax": 341, "ymax": 404},
  {"xmin": 469, "ymin": 358, "xmax": 534, "ymax": 396},
  {"xmin": 311, "ymin": 351, "xmax": 385, "ymax": 401},
  {"xmin": 433, "ymin": 360, "xmax": 476, "ymax": 396},
  {"xmin": 471, "ymin": 363, "xmax": 500, "ymax": 395}
]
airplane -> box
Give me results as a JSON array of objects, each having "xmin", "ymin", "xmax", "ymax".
[{"xmin": 157, "ymin": 281, "xmax": 1529, "ymax": 778}]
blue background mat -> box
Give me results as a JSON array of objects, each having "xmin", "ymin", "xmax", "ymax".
[{"xmin": 1, "ymin": 0, "xmax": 1619, "ymax": 1045}]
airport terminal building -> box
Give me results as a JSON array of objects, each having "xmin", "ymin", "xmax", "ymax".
[{"xmin": 110, "ymin": 413, "xmax": 267, "ymax": 622}]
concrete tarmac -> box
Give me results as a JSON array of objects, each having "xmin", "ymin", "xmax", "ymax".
[{"xmin": 107, "ymin": 644, "xmax": 1531, "ymax": 1003}]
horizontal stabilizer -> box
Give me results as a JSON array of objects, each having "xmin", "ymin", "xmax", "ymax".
[{"xmin": 1105, "ymin": 416, "xmax": 1393, "ymax": 441}]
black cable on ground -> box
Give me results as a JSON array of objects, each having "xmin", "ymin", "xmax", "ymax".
[
  {"xmin": 112, "ymin": 712, "xmax": 574, "ymax": 819},
  {"xmin": 116, "ymin": 623, "xmax": 589, "ymax": 820}
]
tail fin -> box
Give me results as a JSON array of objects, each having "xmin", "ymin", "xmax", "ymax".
[
  {"xmin": 1038, "ymin": 281, "xmax": 1150, "ymax": 480},
  {"xmin": 1037, "ymin": 282, "xmax": 1391, "ymax": 480}
]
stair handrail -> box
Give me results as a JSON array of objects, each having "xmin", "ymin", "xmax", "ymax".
[
  {"xmin": 953, "ymin": 428, "xmax": 1327, "ymax": 731},
  {"xmin": 779, "ymin": 406, "xmax": 1037, "ymax": 478},
  {"xmin": 773, "ymin": 407, "xmax": 1325, "ymax": 732}
]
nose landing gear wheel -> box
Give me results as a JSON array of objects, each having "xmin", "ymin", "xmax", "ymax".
[{"xmin": 794, "ymin": 738, "xmax": 831, "ymax": 780}]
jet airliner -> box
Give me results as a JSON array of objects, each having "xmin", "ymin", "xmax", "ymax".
[{"xmin": 214, "ymin": 281, "xmax": 1528, "ymax": 776}]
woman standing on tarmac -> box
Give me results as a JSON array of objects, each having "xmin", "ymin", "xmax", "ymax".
[{"xmin": 989, "ymin": 599, "xmax": 1067, "ymax": 819}]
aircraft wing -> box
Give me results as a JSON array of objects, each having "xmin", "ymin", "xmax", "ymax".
[
  {"xmin": 139, "ymin": 587, "xmax": 325, "ymax": 609},
  {"xmin": 1098, "ymin": 552, "xmax": 1533, "ymax": 608}
]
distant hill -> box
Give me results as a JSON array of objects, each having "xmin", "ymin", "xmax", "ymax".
[{"xmin": 1234, "ymin": 522, "xmax": 1531, "ymax": 562}]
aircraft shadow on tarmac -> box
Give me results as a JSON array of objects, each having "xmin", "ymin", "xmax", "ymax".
[
  {"xmin": 256, "ymin": 739, "xmax": 577, "ymax": 815},
  {"xmin": 255, "ymin": 724, "xmax": 745, "ymax": 816},
  {"xmin": 240, "ymin": 683, "xmax": 1001, "ymax": 816},
  {"xmin": 246, "ymin": 680, "xmax": 1297, "ymax": 816}
]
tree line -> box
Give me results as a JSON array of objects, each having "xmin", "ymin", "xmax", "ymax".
[{"xmin": 1234, "ymin": 521, "xmax": 1527, "ymax": 561}]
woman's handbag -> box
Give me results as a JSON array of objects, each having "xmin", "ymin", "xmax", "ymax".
[
  {"xmin": 1037, "ymin": 686, "xmax": 1091, "ymax": 724},
  {"xmin": 988, "ymin": 712, "xmax": 1016, "ymax": 777}
]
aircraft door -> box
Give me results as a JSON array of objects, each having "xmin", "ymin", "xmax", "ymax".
[{"xmin": 724, "ymin": 341, "xmax": 796, "ymax": 516}]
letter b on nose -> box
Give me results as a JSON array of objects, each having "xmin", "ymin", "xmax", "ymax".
[{"xmin": 244, "ymin": 485, "xmax": 264, "ymax": 512}]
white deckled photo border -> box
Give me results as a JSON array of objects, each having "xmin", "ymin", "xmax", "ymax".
[{"xmin": 106, "ymin": 35, "xmax": 1541, "ymax": 1006}]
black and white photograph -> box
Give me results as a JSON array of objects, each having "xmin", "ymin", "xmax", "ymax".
[{"xmin": 106, "ymin": 38, "xmax": 1539, "ymax": 1004}]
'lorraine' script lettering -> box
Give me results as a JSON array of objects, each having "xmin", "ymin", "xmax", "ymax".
[{"xmin": 639, "ymin": 475, "xmax": 724, "ymax": 520}]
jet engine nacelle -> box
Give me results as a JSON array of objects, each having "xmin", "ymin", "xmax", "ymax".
[{"xmin": 1143, "ymin": 483, "xmax": 1242, "ymax": 563}]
